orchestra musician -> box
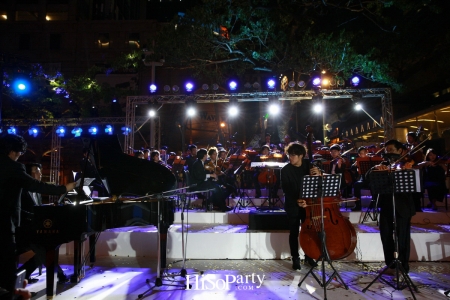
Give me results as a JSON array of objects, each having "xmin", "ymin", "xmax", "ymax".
[
  {"xmin": 406, "ymin": 131, "xmax": 425, "ymax": 212},
  {"xmin": 350, "ymin": 146, "xmax": 369, "ymax": 211},
  {"xmin": 367, "ymin": 139, "xmax": 416, "ymax": 274},
  {"xmin": 253, "ymin": 145, "xmax": 271, "ymax": 198},
  {"xmin": 329, "ymin": 144, "xmax": 350, "ymax": 198},
  {"xmin": 135, "ymin": 150, "xmax": 144, "ymax": 159},
  {"xmin": 143, "ymin": 149, "xmax": 150, "ymax": 160},
  {"xmin": 206, "ymin": 148, "xmax": 235, "ymax": 198},
  {"xmin": 281, "ymin": 142, "xmax": 320, "ymax": 270},
  {"xmin": 0, "ymin": 134, "xmax": 76, "ymax": 299},
  {"xmin": 190, "ymin": 148, "xmax": 232, "ymax": 212},
  {"xmin": 185, "ymin": 144, "xmax": 197, "ymax": 171},
  {"xmin": 260, "ymin": 133, "xmax": 271, "ymax": 147},
  {"xmin": 418, "ymin": 148, "xmax": 446, "ymax": 211}
]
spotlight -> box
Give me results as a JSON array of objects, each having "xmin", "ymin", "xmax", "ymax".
[
  {"xmin": 88, "ymin": 126, "xmax": 98, "ymax": 135},
  {"xmin": 228, "ymin": 106, "xmax": 238, "ymax": 117},
  {"xmin": 229, "ymin": 81, "xmax": 237, "ymax": 91},
  {"xmin": 321, "ymin": 78, "xmax": 330, "ymax": 86},
  {"xmin": 220, "ymin": 122, "xmax": 226, "ymax": 128},
  {"xmin": 163, "ymin": 85, "xmax": 171, "ymax": 92},
  {"xmin": 185, "ymin": 82, "xmax": 194, "ymax": 92},
  {"xmin": 149, "ymin": 84, "xmax": 157, "ymax": 93},
  {"xmin": 329, "ymin": 78, "xmax": 337, "ymax": 87},
  {"xmin": 172, "ymin": 85, "xmax": 179, "ymax": 93},
  {"xmin": 268, "ymin": 103, "xmax": 280, "ymax": 115},
  {"xmin": 71, "ymin": 127, "xmax": 83, "ymax": 137},
  {"xmin": 244, "ymin": 82, "xmax": 251, "ymax": 89},
  {"xmin": 13, "ymin": 79, "xmax": 30, "ymax": 94},
  {"xmin": 187, "ymin": 107, "xmax": 195, "ymax": 117},
  {"xmin": 148, "ymin": 109, "xmax": 156, "ymax": 117},
  {"xmin": 253, "ymin": 82, "xmax": 260, "ymax": 90},
  {"xmin": 212, "ymin": 83, "xmax": 219, "ymax": 91},
  {"xmin": 121, "ymin": 127, "xmax": 131, "ymax": 135},
  {"xmin": 312, "ymin": 77, "xmax": 321, "ymax": 86},
  {"xmin": 56, "ymin": 126, "xmax": 66, "ymax": 137},
  {"xmin": 28, "ymin": 127, "xmax": 39, "ymax": 137},
  {"xmin": 297, "ymin": 81, "xmax": 306, "ymax": 88},
  {"xmin": 7, "ymin": 127, "xmax": 17, "ymax": 135},
  {"xmin": 202, "ymin": 84, "xmax": 209, "ymax": 91},
  {"xmin": 105, "ymin": 125, "xmax": 113, "ymax": 135},
  {"xmin": 337, "ymin": 78, "xmax": 345, "ymax": 87},
  {"xmin": 313, "ymin": 103, "xmax": 323, "ymax": 113},
  {"xmin": 288, "ymin": 81, "xmax": 296, "ymax": 88},
  {"xmin": 351, "ymin": 76, "xmax": 360, "ymax": 86},
  {"xmin": 267, "ymin": 79, "xmax": 276, "ymax": 89},
  {"xmin": 355, "ymin": 103, "xmax": 362, "ymax": 111},
  {"xmin": 112, "ymin": 99, "xmax": 117, "ymax": 103}
]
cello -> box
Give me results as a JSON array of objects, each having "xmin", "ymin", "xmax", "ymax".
[{"xmin": 302, "ymin": 127, "xmax": 357, "ymax": 260}]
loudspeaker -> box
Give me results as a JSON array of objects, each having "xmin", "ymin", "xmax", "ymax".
[{"xmin": 248, "ymin": 210, "xmax": 289, "ymax": 230}]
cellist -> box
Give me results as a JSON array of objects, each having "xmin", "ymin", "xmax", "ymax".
[{"xmin": 281, "ymin": 142, "xmax": 320, "ymax": 270}]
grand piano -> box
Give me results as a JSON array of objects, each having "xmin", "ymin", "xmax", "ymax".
[{"xmin": 32, "ymin": 135, "xmax": 177, "ymax": 298}]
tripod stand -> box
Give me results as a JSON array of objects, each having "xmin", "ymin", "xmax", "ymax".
[
  {"xmin": 361, "ymin": 194, "xmax": 379, "ymax": 225},
  {"xmin": 298, "ymin": 174, "xmax": 349, "ymax": 300},
  {"xmin": 259, "ymin": 167, "xmax": 282, "ymax": 210},
  {"xmin": 138, "ymin": 187, "xmax": 202, "ymax": 298},
  {"xmin": 362, "ymin": 169, "xmax": 418, "ymax": 299},
  {"xmin": 234, "ymin": 171, "xmax": 255, "ymax": 212}
]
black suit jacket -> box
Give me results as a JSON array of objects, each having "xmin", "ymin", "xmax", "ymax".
[
  {"xmin": 20, "ymin": 191, "xmax": 42, "ymax": 228},
  {"xmin": 190, "ymin": 159, "xmax": 208, "ymax": 186},
  {"xmin": 281, "ymin": 160, "xmax": 310, "ymax": 219},
  {"xmin": 0, "ymin": 155, "xmax": 67, "ymax": 236}
]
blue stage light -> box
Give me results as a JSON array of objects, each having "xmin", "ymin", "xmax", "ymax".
[
  {"xmin": 105, "ymin": 125, "xmax": 113, "ymax": 135},
  {"xmin": 7, "ymin": 127, "xmax": 17, "ymax": 135},
  {"xmin": 267, "ymin": 79, "xmax": 276, "ymax": 89},
  {"xmin": 71, "ymin": 127, "xmax": 83, "ymax": 137},
  {"xmin": 13, "ymin": 79, "xmax": 30, "ymax": 94},
  {"xmin": 229, "ymin": 81, "xmax": 237, "ymax": 91},
  {"xmin": 56, "ymin": 127, "xmax": 66, "ymax": 137},
  {"xmin": 351, "ymin": 76, "xmax": 360, "ymax": 86},
  {"xmin": 185, "ymin": 82, "xmax": 194, "ymax": 92},
  {"xmin": 28, "ymin": 127, "xmax": 39, "ymax": 137},
  {"xmin": 121, "ymin": 127, "xmax": 131, "ymax": 135},
  {"xmin": 149, "ymin": 84, "xmax": 157, "ymax": 93},
  {"xmin": 312, "ymin": 77, "xmax": 321, "ymax": 86},
  {"xmin": 88, "ymin": 126, "xmax": 98, "ymax": 135}
]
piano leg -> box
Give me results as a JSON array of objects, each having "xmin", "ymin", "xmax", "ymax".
[
  {"xmin": 45, "ymin": 245, "xmax": 60, "ymax": 299},
  {"xmin": 70, "ymin": 240, "xmax": 82, "ymax": 283}
]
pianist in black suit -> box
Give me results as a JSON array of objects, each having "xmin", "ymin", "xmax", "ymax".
[
  {"xmin": 16, "ymin": 163, "xmax": 67, "ymax": 284},
  {"xmin": 190, "ymin": 149, "xmax": 232, "ymax": 212},
  {"xmin": 0, "ymin": 134, "xmax": 76, "ymax": 299}
]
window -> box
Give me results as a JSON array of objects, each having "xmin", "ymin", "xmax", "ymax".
[
  {"xmin": 97, "ymin": 33, "xmax": 110, "ymax": 49},
  {"xmin": 19, "ymin": 34, "xmax": 31, "ymax": 50},
  {"xmin": 49, "ymin": 34, "xmax": 61, "ymax": 50},
  {"xmin": 128, "ymin": 33, "xmax": 140, "ymax": 49}
]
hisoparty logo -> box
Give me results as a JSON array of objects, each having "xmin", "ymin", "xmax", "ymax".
[{"xmin": 186, "ymin": 273, "xmax": 265, "ymax": 290}]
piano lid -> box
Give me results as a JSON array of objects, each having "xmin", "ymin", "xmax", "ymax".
[{"xmin": 93, "ymin": 135, "xmax": 176, "ymax": 196}]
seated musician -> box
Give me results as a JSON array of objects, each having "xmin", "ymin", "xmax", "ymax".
[
  {"xmin": 260, "ymin": 133, "xmax": 271, "ymax": 148},
  {"xmin": 329, "ymin": 144, "xmax": 350, "ymax": 198},
  {"xmin": 149, "ymin": 150, "xmax": 161, "ymax": 164},
  {"xmin": 16, "ymin": 163, "xmax": 67, "ymax": 284},
  {"xmin": 367, "ymin": 139, "xmax": 416, "ymax": 274},
  {"xmin": 185, "ymin": 144, "xmax": 197, "ymax": 171},
  {"xmin": 0, "ymin": 134, "xmax": 76, "ymax": 298},
  {"xmin": 253, "ymin": 145, "xmax": 271, "ymax": 198},
  {"xmin": 417, "ymin": 148, "xmax": 446, "ymax": 211},
  {"xmin": 143, "ymin": 149, "xmax": 150, "ymax": 160},
  {"xmin": 207, "ymin": 148, "xmax": 235, "ymax": 198},
  {"xmin": 190, "ymin": 148, "xmax": 232, "ymax": 212},
  {"xmin": 351, "ymin": 146, "xmax": 369, "ymax": 211}
]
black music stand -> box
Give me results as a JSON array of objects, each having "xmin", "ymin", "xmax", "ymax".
[
  {"xmin": 297, "ymin": 174, "xmax": 348, "ymax": 300},
  {"xmin": 357, "ymin": 158, "xmax": 382, "ymax": 225},
  {"xmin": 362, "ymin": 169, "xmax": 418, "ymax": 299},
  {"xmin": 259, "ymin": 166, "xmax": 282, "ymax": 210}
]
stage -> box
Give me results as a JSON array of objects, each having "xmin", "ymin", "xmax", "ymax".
[{"xmin": 20, "ymin": 193, "xmax": 450, "ymax": 299}]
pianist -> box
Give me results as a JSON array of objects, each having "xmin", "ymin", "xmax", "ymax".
[{"xmin": 0, "ymin": 134, "xmax": 76, "ymax": 299}]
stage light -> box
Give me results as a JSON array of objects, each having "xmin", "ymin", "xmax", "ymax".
[
  {"xmin": 355, "ymin": 103, "xmax": 362, "ymax": 111},
  {"xmin": 28, "ymin": 127, "xmax": 39, "ymax": 137},
  {"xmin": 212, "ymin": 83, "xmax": 219, "ymax": 91},
  {"xmin": 202, "ymin": 84, "xmax": 209, "ymax": 91},
  {"xmin": 112, "ymin": 99, "xmax": 117, "ymax": 103},
  {"xmin": 253, "ymin": 82, "xmax": 260, "ymax": 90},
  {"xmin": 172, "ymin": 85, "xmax": 179, "ymax": 93},
  {"xmin": 337, "ymin": 78, "xmax": 345, "ymax": 87},
  {"xmin": 105, "ymin": 125, "xmax": 113, "ymax": 135},
  {"xmin": 185, "ymin": 82, "xmax": 194, "ymax": 92},
  {"xmin": 163, "ymin": 85, "xmax": 171, "ymax": 92},
  {"xmin": 7, "ymin": 127, "xmax": 17, "ymax": 135},
  {"xmin": 322, "ymin": 78, "xmax": 330, "ymax": 86},
  {"xmin": 220, "ymin": 122, "xmax": 226, "ymax": 128},
  {"xmin": 229, "ymin": 81, "xmax": 237, "ymax": 91},
  {"xmin": 187, "ymin": 107, "xmax": 195, "ymax": 117},
  {"xmin": 121, "ymin": 127, "xmax": 131, "ymax": 135},
  {"xmin": 329, "ymin": 78, "xmax": 337, "ymax": 87},
  {"xmin": 149, "ymin": 84, "xmax": 157, "ymax": 93},
  {"xmin": 56, "ymin": 127, "xmax": 65, "ymax": 137},
  {"xmin": 88, "ymin": 126, "xmax": 98, "ymax": 135},
  {"xmin": 268, "ymin": 103, "xmax": 280, "ymax": 115},
  {"xmin": 313, "ymin": 103, "xmax": 323, "ymax": 113},
  {"xmin": 298, "ymin": 81, "xmax": 306, "ymax": 88},
  {"xmin": 13, "ymin": 79, "xmax": 30, "ymax": 94},
  {"xmin": 244, "ymin": 82, "xmax": 251, "ymax": 89},
  {"xmin": 148, "ymin": 109, "xmax": 156, "ymax": 117},
  {"xmin": 71, "ymin": 127, "xmax": 83, "ymax": 137},
  {"xmin": 228, "ymin": 106, "xmax": 238, "ymax": 117},
  {"xmin": 351, "ymin": 76, "xmax": 360, "ymax": 86},
  {"xmin": 288, "ymin": 81, "xmax": 296, "ymax": 88},
  {"xmin": 312, "ymin": 77, "xmax": 321, "ymax": 86},
  {"xmin": 267, "ymin": 79, "xmax": 276, "ymax": 89}
]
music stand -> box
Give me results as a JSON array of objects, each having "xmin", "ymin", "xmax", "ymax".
[
  {"xmin": 234, "ymin": 176, "xmax": 255, "ymax": 212},
  {"xmin": 362, "ymin": 169, "xmax": 418, "ymax": 299},
  {"xmin": 357, "ymin": 157, "xmax": 383, "ymax": 225},
  {"xmin": 298, "ymin": 174, "xmax": 348, "ymax": 300}
]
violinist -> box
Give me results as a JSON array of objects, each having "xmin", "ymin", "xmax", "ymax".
[
  {"xmin": 207, "ymin": 147, "xmax": 235, "ymax": 197},
  {"xmin": 143, "ymin": 149, "xmax": 150, "ymax": 160},
  {"xmin": 149, "ymin": 150, "xmax": 169, "ymax": 168},
  {"xmin": 280, "ymin": 142, "xmax": 320, "ymax": 270},
  {"xmin": 329, "ymin": 144, "xmax": 350, "ymax": 198},
  {"xmin": 418, "ymin": 148, "xmax": 446, "ymax": 211},
  {"xmin": 367, "ymin": 139, "xmax": 416, "ymax": 274},
  {"xmin": 350, "ymin": 146, "xmax": 369, "ymax": 211},
  {"xmin": 190, "ymin": 148, "xmax": 232, "ymax": 212},
  {"xmin": 185, "ymin": 144, "xmax": 197, "ymax": 171},
  {"xmin": 406, "ymin": 132, "xmax": 425, "ymax": 212}
]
